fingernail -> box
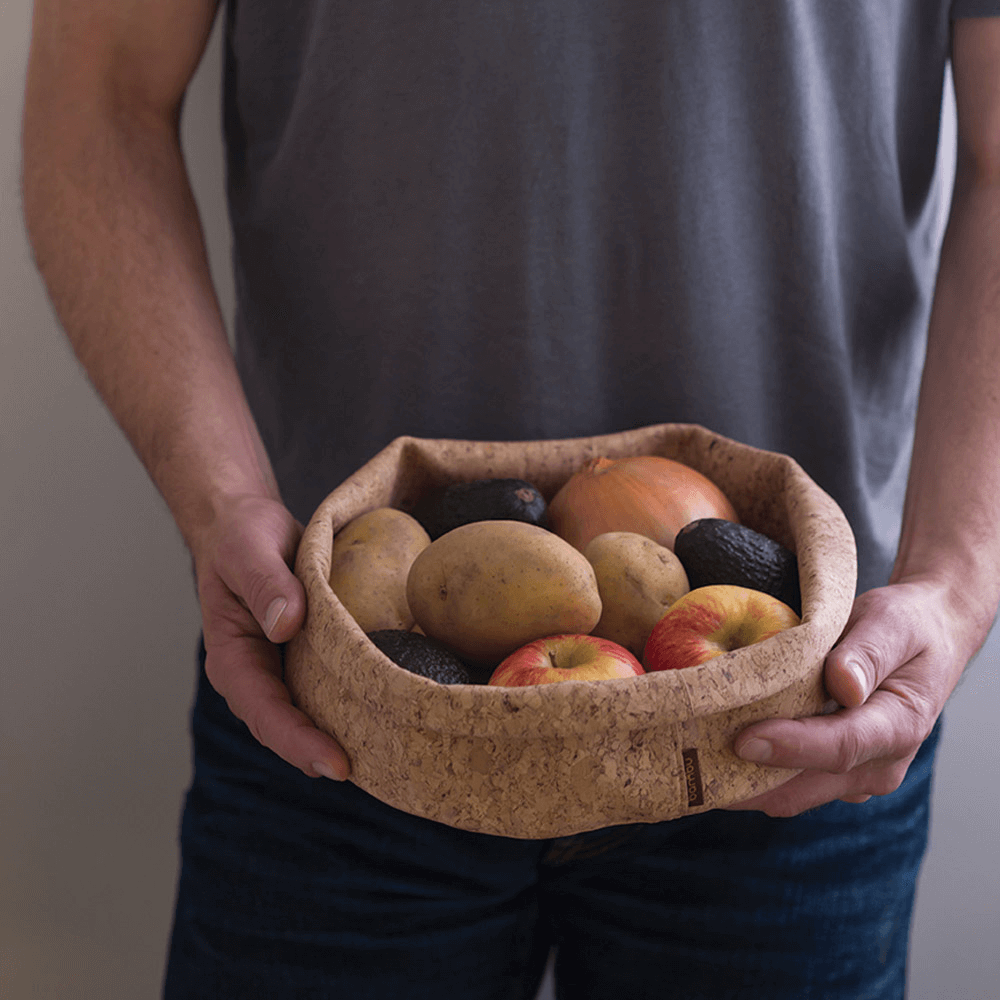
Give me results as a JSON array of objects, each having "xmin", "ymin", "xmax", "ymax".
[
  {"xmin": 738, "ymin": 738, "xmax": 773, "ymax": 763},
  {"xmin": 312, "ymin": 760, "xmax": 344, "ymax": 781},
  {"xmin": 846, "ymin": 660, "xmax": 870, "ymax": 702},
  {"xmin": 263, "ymin": 597, "xmax": 288, "ymax": 640}
]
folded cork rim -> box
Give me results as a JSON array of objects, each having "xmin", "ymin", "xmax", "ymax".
[{"xmin": 285, "ymin": 423, "xmax": 857, "ymax": 838}]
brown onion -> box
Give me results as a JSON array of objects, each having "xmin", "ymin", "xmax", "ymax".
[{"xmin": 548, "ymin": 455, "xmax": 738, "ymax": 552}]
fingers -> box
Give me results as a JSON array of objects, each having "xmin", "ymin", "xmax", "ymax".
[
  {"xmin": 194, "ymin": 496, "xmax": 351, "ymax": 780},
  {"xmin": 729, "ymin": 700, "xmax": 922, "ymax": 816},
  {"xmin": 724, "ymin": 769, "xmax": 885, "ymax": 817},
  {"xmin": 204, "ymin": 631, "xmax": 351, "ymax": 781},
  {"xmin": 734, "ymin": 687, "xmax": 931, "ymax": 776},
  {"xmin": 212, "ymin": 504, "xmax": 307, "ymax": 644},
  {"xmin": 729, "ymin": 582, "xmax": 963, "ymax": 816},
  {"xmin": 739, "ymin": 585, "xmax": 950, "ymax": 776},
  {"xmin": 822, "ymin": 587, "xmax": 927, "ymax": 709}
]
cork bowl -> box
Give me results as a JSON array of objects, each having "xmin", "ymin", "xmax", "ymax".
[{"xmin": 285, "ymin": 423, "xmax": 857, "ymax": 839}]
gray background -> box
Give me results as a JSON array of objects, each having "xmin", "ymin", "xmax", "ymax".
[{"xmin": 2, "ymin": 6, "xmax": 997, "ymax": 998}]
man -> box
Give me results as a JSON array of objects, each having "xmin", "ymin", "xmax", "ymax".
[{"xmin": 22, "ymin": 2, "xmax": 1000, "ymax": 996}]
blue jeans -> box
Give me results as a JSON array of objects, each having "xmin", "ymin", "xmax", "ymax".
[{"xmin": 164, "ymin": 638, "xmax": 940, "ymax": 999}]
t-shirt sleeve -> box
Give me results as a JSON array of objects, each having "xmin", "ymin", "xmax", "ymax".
[{"xmin": 952, "ymin": 0, "xmax": 1000, "ymax": 16}]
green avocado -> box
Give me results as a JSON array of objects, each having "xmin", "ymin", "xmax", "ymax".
[
  {"xmin": 367, "ymin": 629, "xmax": 486, "ymax": 684},
  {"xmin": 410, "ymin": 477, "xmax": 549, "ymax": 540},
  {"xmin": 673, "ymin": 518, "xmax": 802, "ymax": 615}
]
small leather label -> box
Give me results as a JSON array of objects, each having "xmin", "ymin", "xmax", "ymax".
[{"xmin": 681, "ymin": 748, "xmax": 704, "ymax": 807}]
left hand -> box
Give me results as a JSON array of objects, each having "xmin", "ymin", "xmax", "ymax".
[
  {"xmin": 724, "ymin": 17, "xmax": 1000, "ymax": 818},
  {"xmin": 726, "ymin": 576, "xmax": 984, "ymax": 816}
]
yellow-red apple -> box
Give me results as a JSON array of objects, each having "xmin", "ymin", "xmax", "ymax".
[
  {"xmin": 488, "ymin": 634, "xmax": 644, "ymax": 687},
  {"xmin": 642, "ymin": 585, "xmax": 800, "ymax": 672}
]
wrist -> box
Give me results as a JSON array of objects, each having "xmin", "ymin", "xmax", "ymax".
[
  {"xmin": 179, "ymin": 484, "xmax": 286, "ymax": 559},
  {"xmin": 888, "ymin": 558, "xmax": 1000, "ymax": 657},
  {"xmin": 144, "ymin": 393, "xmax": 284, "ymax": 555}
]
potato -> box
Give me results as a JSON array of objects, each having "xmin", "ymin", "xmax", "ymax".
[
  {"xmin": 329, "ymin": 507, "xmax": 431, "ymax": 632},
  {"xmin": 583, "ymin": 532, "xmax": 689, "ymax": 657},
  {"xmin": 406, "ymin": 520, "xmax": 602, "ymax": 665}
]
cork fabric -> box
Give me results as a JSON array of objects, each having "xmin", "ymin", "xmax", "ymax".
[{"xmin": 285, "ymin": 424, "xmax": 857, "ymax": 838}]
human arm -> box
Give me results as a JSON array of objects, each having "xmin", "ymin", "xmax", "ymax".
[
  {"xmin": 730, "ymin": 17, "xmax": 1000, "ymax": 814},
  {"xmin": 21, "ymin": 0, "xmax": 350, "ymax": 780}
]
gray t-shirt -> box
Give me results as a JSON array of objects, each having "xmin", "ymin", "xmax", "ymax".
[{"xmin": 222, "ymin": 0, "xmax": 998, "ymax": 593}]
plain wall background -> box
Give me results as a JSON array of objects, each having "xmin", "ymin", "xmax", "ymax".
[{"xmin": 2, "ymin": 6, "xmax": 997, "ymax": 998}]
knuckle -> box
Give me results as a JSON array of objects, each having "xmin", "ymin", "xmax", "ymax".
[
  {"xmin": 854, "ymin": 640, "xmax": 914, "ymax": 693},
  {"xmin": 831, "ymin": 728, "xmax": 866, "ymax": 775},
  {"xmin": 864, "ymin": 587, "xmax": 922, "ymax": 634},
  {"xmin": 904, "ymin": 694, "xmax": 938, "ymax": 746},
  {"xmin": 849, "ymin": 638, "xmax": 889, "ymax": 680},
  {"xmin": 849, "ymin": 754, "xmax": 911, "ymax": 798},
  {"xmin": 241, "ymin": 565, "xmax": 276, "ymax": 615},
  {"xmin": 866, "ymin": 765, "xmax": 909, "ymax": 798},
  {"xmin": 882, "ymin": 685, "xmax": 938, "ymax": 755},
  {"xmin": 845, "ymin": 590, "xmax": 925, "ymax": 675}
]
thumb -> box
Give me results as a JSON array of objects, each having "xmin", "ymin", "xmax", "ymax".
[
  {"xmin": 217, "ymin": 517, "xmax": 307, "ymax": 645},
  {"xmin": 246, "ymin": 556, "xmax": 307, "ymax": 645},
  {"xmin": 823, "ymin": 588, "xmax": 920, "ymax": 709},
  {"xmin": 257, "ymin": 585, "xmax": 305, "ymax": 644}
]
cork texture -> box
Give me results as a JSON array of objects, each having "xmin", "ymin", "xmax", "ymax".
[{"xmin": 285, "ymin": 424, "xmax": 858, "ymax": 838}]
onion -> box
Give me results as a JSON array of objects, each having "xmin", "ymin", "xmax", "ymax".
[{"xmin": 548, "ymin": 455, "xmax": 738, "ymax": 552}]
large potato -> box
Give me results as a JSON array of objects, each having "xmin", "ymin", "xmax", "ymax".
[
  {"xmin": 406, "ymin": 520, "xmax": 602, "ymax": 664},
  {"xmin": 329, "ymin": 507, "xmax": 431, "ymax": 632},
  {"xmin": 584, "ymin": 532, "xmax": 689, "ymax": 657}
]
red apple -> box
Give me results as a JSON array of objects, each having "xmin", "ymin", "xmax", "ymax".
[
  {"xmin": 643, "ymin": 584, "xmax": 800, "ymax": 672},
  {"xmin": 488, "ymin": 634, "xmax": 644, "ymax": 687}
]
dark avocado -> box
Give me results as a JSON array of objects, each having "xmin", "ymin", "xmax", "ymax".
[
  {"xmin": 410, "ymin": 477, "xmax": 549, "ymax": 540},
  {"xmin": 367, "ymin": 629, "xmax": 485, "ymax": 685},
  {"xmin": 673, "ymin": 518, "xmax": 802, "ymax": 615}
]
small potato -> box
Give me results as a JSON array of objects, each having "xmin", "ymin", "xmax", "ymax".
[
  {"xmin": 584, "ymin": 532, "xmax": 689, "ymax": 658},
  {"xmin": 406, "ymin": 521, "xmax": 602, "ymax": 665},
  {"xmin": 329, "ymin": 507, "xmax": 431, "ymax": 632}
]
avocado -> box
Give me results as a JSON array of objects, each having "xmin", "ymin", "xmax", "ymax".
[
  {"xmin": 673, "ymin": 518, "xmax": 801, "ymax": 615},
  {"xmin": 367, "ymin": 629, "xmax": 485, "ymax": 684},
  {"xmin": 410, "ymin": 477, "xmax": 549, "ymax": 540}
]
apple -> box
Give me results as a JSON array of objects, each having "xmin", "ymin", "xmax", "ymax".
[
  {"xmin": 643, "ymin": 584, "xmax": 800, "ymax": 672},
  {"xmin": 488, "ymin": 634, "xmax": 644, "ymax": 687}
]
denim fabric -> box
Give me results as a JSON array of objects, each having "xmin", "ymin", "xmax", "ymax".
[{"xmin": 163, "ymin": 639, "xmax": 940, "ymax": 999}]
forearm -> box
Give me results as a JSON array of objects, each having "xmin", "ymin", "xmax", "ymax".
[
  {"xmin": 22, "ymin": 99, "xmax": 278, "ymax": 550},
  {"xmin": 890, "ymin": 153, "xmax": 1000, "ymax": 642}
]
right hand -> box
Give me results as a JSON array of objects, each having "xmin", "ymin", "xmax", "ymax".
[{"xmin": 190, "ymin": 494, "xmax": 351, "ymax": 780}]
